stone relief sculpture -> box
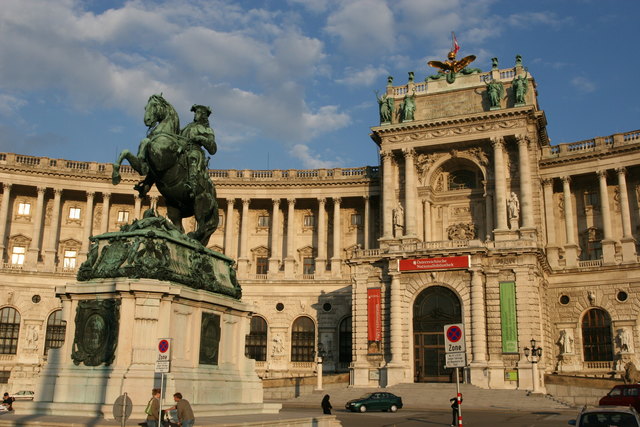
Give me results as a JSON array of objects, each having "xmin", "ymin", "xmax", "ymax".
[
  {"xmin": 558, "ymin": 329, "xmax": 574, "ymax": 355},
  {"xmin": 588, "ymin": 290, "xmax": 596, "ymax": 306},
  {"xmin": 617, "ymin": 328, "xmax": 633, "ymax": 353},
  {"xmin": 26, "ymin": 325, "xmax": 39, "ymax": 350},
  {"xmin": 447, "ymin": 223, "xmax": 476, "ymax": 240},
  {"xmin": 272, "ymin": 334, "xmax": 284, "ymax": 356}
]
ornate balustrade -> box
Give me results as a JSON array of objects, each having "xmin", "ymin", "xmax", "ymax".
[{"xmin": 542, "ymin": 130, "xmax": 640, "ymax": 159}]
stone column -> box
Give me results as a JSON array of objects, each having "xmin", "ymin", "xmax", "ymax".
[
  {"xmin": 284, "ymin": 198, "xmax": 296, "ymax": 278},
  {"xmin": 26, "ymin": 186, "xmax": 46, "ymax": 268},
  {"xmin": 483, "ymin": 181, "xmax": 494, "ymax": 240},
  {"xmin": 100, "ymin": 193, "xmax": 111, "ymax": 234},
  {"xmin": 403, "ymin": 148, "xmax": 417, "ymax": 238},
  {"xmin": 80, "ymin": 191, "xmax": 95, "ymax": 258},
  {"xmin": 491, "ymin": 137, "xmax": 508, "ymax": 231},
  {"xmin": 381, "ymin": 151, "xmax": 394, "ymax": 239},
  {"xmin": 44, "ymin": 188, "xmax": 62, "ymax": 271},
  {"xmin": 224, "ymin": 199, "xmax": 235, "ymax": 258},
  {"xmin": 389, "ymin": 272, "xmax": 403, "ymax": 364},
  {"xmin": 561, "ymin": 176, "xmax": 578, "ymax": 267},
  {"xmin": 331, "ymin": 197, "xmax": 342, "ymax": 277},
  {"xmin": 134, "ymin": 195, "xmax": 142, "ymax": 220},
  {"xmin": 0, "ymin": 183, "xmax": 11, "ymax": 258},
  {"xmin": 470, "ymin": 268, "xmax": 487, "ymax": 362},
  {"xmin": 423, "ymin": 199, "xmax": 431, "ymax": 241},
  {"xmin": 516, "ymin": 135, "xmax": 534, "ymax": 231},
  {"xmin": 616, "ymin": 167, "xmax": 638, "ymax": 262},
  {"xmin": 363, "ymin": 196, "xmax": 370, "ymax": 250},
  {"xmin": 597, "ymin": 170, "xmax": 616, "ymax": 264},
  {"xmin": 268, "ymin": 198, "xmax": 281, "ymax": 275},
  {"xmin": 237, "ymin": 198, "xmax": 250, "ymax": 276},
  {"xmin": 316, "ymin": 198, "xmax": 327, "ymax": 276},
  {"xmin": 541, "ymin": 179, "xmax": 559, "ymax": 268}
]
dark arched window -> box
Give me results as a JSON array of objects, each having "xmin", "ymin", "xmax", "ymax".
[
  {"xmin": 45, "ymin": 310, "xmax": 66, "ymax": 355},
  {"xmin": 339, "ymin": 316, "xmax": 352, "ymax": 366},
  {"xmin": 448, "ymin": 170, "xmax": 477, "ymax": 190},
  {"xmin": 582, "ymin": 308, "xmax": 613, "ymax": 362},
  {"xmin": 245, "ymin": 316, "xmax": 267, "ymax": 361},
  {"xmin": 0, "ymin": 307, "xmax": 21, "ymax": 354},
  {"xmin": 291, "ymin": 316, "xmax": 315, "ymax": 362}
]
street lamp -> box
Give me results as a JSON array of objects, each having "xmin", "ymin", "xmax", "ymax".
[
  {"xmin": 523, "ymin": 338, "xmax": 543, "ymax": 393},
  {"xmin": 316, "ymin": 344, "xmax": 326, "ymax": 391}
]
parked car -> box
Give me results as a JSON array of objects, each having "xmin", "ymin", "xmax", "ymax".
[
  {"xmin": 599, "ymin": 384, "xmax": 640, "ymax": 411},
  {"xmin": 569, "ymin": 406, "xmax": 640, "ymax": 427},
  {"xmin": 345, "ymin": 392, "xmax": 403, "ymax": 413},
  {"xmin": 11, "ymin": 390, "xmax": 34, "ymax": 401}
]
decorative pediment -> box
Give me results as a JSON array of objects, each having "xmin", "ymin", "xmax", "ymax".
[
  {"xmin": 9, "ymin": 234, "xmax": 31, "ymax": 247},
  {"xmin": 250, "ymin": 245, "xmax": 270, "ymax": 257},
  {"xmin": 297, "ymin": 245, "xmax": 315, "ymax": 258},
  {"xmin": 59, "ymin": 238, "xmax": 82, "ymax": 249},
  {"xmin": 208, "ymin": 244, "xmax": 224, "ymax": 253}
]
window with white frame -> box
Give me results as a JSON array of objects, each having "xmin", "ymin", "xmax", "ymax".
[
  {"xmin": 303, "ymin": 215, "xmax": 315, "ymax": 227},
  {"xmin": 11, "ymin": 246, "xmax": 25, "ymax": 265},
  {"xmin": 63, "ymin": 250, "xmax": 77, "ymax": 269},
  {"xmin": 17, "ymin": 202, "xmax": 31, "ymax": 216},
  {"xmin": 351, "ymin": 214, "xmax": 362, "ymax": 226},
  {"xmin": 257, "ymin": 215, "xmax": 270, "ymax": 228},
  {"xmin": 117, "ymin": 210, "xmax": 129, "ymax": 223},
  {"xmin": 69, "ymin": 207, "xmax": 81, "ymax": 220},
  {"xmin": 218, "ymin": 214, "xmax": 224, "ymax": 228}
]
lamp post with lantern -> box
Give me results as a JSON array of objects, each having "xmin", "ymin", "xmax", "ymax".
[{"xmin": 523, "ymin": 338, "xmax": 543, "ymax": 394}]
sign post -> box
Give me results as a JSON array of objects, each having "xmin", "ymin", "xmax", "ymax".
[
  {"xmin": 156, "ymin": 338, "xmax": 171, "ymax": 425},
  {"xmin": 444, "ymin": 323, "xmax": 466, "ymax": 427}
]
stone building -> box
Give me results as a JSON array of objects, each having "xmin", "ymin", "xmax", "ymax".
[{"xmin": 0, "ymin": 55, "xmax": 639, "ymax": 393}]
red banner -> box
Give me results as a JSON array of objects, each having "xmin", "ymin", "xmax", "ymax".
[
  {"xmin": 367, "ymin": 288, "xmax": 382, "ymax": 342},
  {"xmin": 398, "ymin": 256, "xmax": 470, "ymax": 272}
]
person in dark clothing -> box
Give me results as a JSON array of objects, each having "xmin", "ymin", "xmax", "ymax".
[
  {"xmin": 321, "ymin": 394, "xmax": 332, "ymax": 415},
  {"xmin": 2, "ymin": 393, "xmax": 14, "ymax": 411},
  {"xmin": 450, "ymin": 394, "xmax": 462, "ymax": 426}
]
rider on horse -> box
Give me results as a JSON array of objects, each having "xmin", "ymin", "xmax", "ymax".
[{"xmin": 180, "ymin": 104, "xmax": 216, "ymax": 199}]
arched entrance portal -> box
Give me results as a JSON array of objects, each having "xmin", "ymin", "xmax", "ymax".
[{"xmin": 413, "ymin": 286, "xmax": 462, "ymax": 382}]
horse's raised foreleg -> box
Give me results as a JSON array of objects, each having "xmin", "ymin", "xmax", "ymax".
[{"xmin": 112, "ymin": 150, "xmax": 145, "ymax": 185}]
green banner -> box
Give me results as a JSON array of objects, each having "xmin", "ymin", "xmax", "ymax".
[{"xmin": 499, "ymin": 281, "xmax": 518, "ymax": 353}]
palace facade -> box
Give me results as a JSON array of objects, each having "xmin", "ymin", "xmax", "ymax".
[{"xmin": 1, "ymin": 56, "xmax": 639, "ymax": 393}]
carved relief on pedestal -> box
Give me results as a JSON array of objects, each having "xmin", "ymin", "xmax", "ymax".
[{"xmin": 446, "ymin": 222, "xmax": 476, "ymax": 240}]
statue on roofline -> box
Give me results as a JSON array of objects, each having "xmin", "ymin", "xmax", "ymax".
[{"xmin": 426, "ymin": 33, "xmax": 481, "ymax": 84}]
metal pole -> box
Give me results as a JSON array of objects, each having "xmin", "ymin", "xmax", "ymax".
[
  {"xmin": 317, "ymin": 358, "xmax": 323, "ymax": 390},
  {"xmin": 532, "ymin": 359, "xmax": 539, "ymax": 393},
  {"xmin": 158, "ymin": 372, "xmax": 163, "ymax": 427},
  {"xmin": 456, "ymin": 368, "xmax": 463, "ymax": 427},
  {"xmin": 121, "ymin": 392, "xmax": 127, "ymax": 427}
]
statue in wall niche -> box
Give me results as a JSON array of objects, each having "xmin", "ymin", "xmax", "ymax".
[
  {"xmin": 617, "ymin": 328, "xmax": 633, "ymax": 353},
  {"xmin": 272, "ymin": 334, "xmax": 284, "ymax": 356},
  {"xmin": 26, "ymin": 325, "xmax": 39, "ymax": 350},
  {"xmin": 112, "ymin": 94, "xmax": 219, "ymax": 246},
  {"xmin": 508, "ymin": 192, "xmax": 520, "ymax": 220},
  {"xmin": 486, "ymin": 80, "xmax": 504, "ymax": 109},
  {"xmin": 558, "ymin": 329, "xmax": 574, "ymax": 355},
  {"xmin": 512, "ymin": 71, "xmax": 528, "ymax": 105},
  {"xmin": 375, "ymin": 91, "xmax": 394, "ymax": 124},
  {"xmin": 393, "ymin": 203, "xmax": 405, "ymax": 237}
]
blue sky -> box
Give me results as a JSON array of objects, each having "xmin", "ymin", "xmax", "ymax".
[{"xmin": 0, "ymin": 0, "xmax": 638, "ymax": 171}]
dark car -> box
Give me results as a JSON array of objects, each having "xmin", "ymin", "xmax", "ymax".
[
  {"xmin": 599, "ymin": 384, "xmax": 640, "ymax": 411},
  {"xmin": 345, "ymin": 392, "xmax": 403, "ymax": 413}
]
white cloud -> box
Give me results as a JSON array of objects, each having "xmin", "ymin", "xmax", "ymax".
[
  {"xmin": 0, "ymin": 94, "xmax": 27, "ymax": 116},
  {"xmin": 336, "ymin": 66, "xmax": 389, "ymax": 86},
  {"xmin": 570, "ymin": 76, "xmax": 596, "ymax": 93},
  {"xmin": 301, "ymin": 105, "xmax": 351, "ymax": 139},
  {"xmin": 290, "ymin": 144, "xmax": 341, "ymax": 169}
]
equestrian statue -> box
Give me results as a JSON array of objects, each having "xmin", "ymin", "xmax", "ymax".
[{"xmin": 112, "ymin": 94, "xmax": 219, "ymax": 246}]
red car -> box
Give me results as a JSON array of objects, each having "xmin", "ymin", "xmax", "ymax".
[{"xmin": 599, "ymin": 385, "xmax": 640, "ymax": 411}]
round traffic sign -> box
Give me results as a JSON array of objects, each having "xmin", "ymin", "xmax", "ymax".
[
  {"xmin": 158, "ymin": 339, "xmax": 169, "ymax": 353},
  {"xmin": 446, "ymin": 325, "xmax": 462, "ymax": 343}
]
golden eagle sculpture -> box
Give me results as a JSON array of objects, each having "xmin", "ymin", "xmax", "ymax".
[{"xmin": 427, "ymin": 33, "xmax": 480, "ymax": 84}]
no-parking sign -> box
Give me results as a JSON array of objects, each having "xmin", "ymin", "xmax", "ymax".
[
  {"xmin": 155, "ymin": 338, "xmax": 171, "ymax": 373},
  {"xmin": 444, "ymin": 323, "xmax": 465, "ymax": 353}
]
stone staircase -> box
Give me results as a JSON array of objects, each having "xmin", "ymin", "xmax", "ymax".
[{"xmin": 282, "ymin": 382, "xmax": 573, "ymax": 411}]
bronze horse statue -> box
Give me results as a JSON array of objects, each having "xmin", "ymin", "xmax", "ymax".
[{"xmin": 112, "ymin": 94, "xmax": 219, "ymax": 245}]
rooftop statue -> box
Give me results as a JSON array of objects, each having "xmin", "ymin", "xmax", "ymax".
[
  {"xmin": 112, "ymin": 94, "xmax": 219, "ymax": 246},
  {"xmin": 427, "ymin": 33, "xmax": 480, "ymax": 84}
]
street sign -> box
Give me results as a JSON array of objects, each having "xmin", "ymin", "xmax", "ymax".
[
  {"xmin": 155, "ymin": 338, "xmax": 171, "ymax": 373},
  {"xmin": 113, "ymin": 393, "xmax": 132, "ymax": 425},
  {"xmin": 445, "ymin": 352, "xmax": 466, "ymax": 368},
  {"xmin": 444, "ymin": 323, "xmax": 465, "ymax": 353}
]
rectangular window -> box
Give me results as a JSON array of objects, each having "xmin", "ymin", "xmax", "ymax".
[
  {"xmin": 351, "ymin": 214, "xmax": 362, "ymax": 226},
  {"xmin": 258, "ymin": 215, "xmax": 270, "ymax": 227},
  {"xmin": 585, "ymin": 191, "xmax": 599, "ymax": 207},
  {"xmin": 63, "ymin": 250, "xmax": 77, "ymax": 269},
  {"xmin": 69, "ymin": 207, "xmax": 81, "ymax": 219},
  {"xmin": 256, "ymin": 257, "xmax": 269, "ymax": 275},
  {"xmin": 303, "ymin": 257, "xmax": 315, "ymax": 275},
  {"xmin": 117, "ymin": 210, "xmax": 129, "ymax": 223},
  {"xmin": 218, "ymin": 214, "xmax": 224, "ymax": 228},
  {"xmin": 11, "ymin": 246, "xmax": 25, "ymax": 265},
  {"xmin": 303, "ymin": 215, "xmax": 315, "ymax": 227},
  {"xmin": 18, "ymin": 202, "xmax": 31, "ymax": 215},
  {"xmin": 0, "ymin": 371, "xmax": 9, "ymax": 384}
]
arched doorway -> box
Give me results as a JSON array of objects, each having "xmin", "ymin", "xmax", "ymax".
[
  {"xmin": 582, "ymin": 308, "xmax": 613, "ymax": 364},
  {"xmin": 413, "ymin": 286, "xmax": 462, "ymax": 382}
]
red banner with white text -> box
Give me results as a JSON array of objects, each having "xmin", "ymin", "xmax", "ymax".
[
  {"xmin": 398, "ymin": 256, "xmax": 470, "ymax": 272},
  {"xmin": 367, "ymin": 288, "xmax": 382, "ymax": 343}
]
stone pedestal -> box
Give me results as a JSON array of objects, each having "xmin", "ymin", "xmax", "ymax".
[
  {"xmin": 31, "ymin": 278, "xmax": 280, "ymax": 418},
  {"xmin": 469, "ymin": 362, "xmax": 489, "ymax": 388},
  {"xmin": 621, "ymin": 237, "xmax": 638, "ymax": 263},
  {"xmin": 602, "ymin": 239, "xmax": 617, "ymax": 265}
]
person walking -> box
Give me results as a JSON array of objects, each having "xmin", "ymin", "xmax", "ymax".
[
  {"xmin": 450, "ymin": 394, "xmax": 462, "ymax": 426},
  {"xmin": 321, "ymin": 394, "xmax": 332, "ymax": 415},
  {"xmin": 2, "ymin": 393, "xmax": 14, "ymax": 411},
  {"xmin": 172, "ymin": 392, "xmax": 195, "ymax": 427},
  {"xmin": 145, "ymin": 388, "xmax": 161, "ymax": 427}
]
